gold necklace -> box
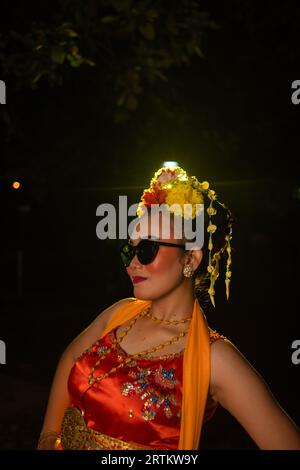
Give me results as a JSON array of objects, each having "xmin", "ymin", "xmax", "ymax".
[
  {"xmin": 88, "ymin": 307, "xmax": 189, "ymax": 386},
  {"xmin": 88, "ymin": 308, "xmax": 148, "ymax": 385},
  {"xmin": 144, "ymin": 310, "xmax": 192, "ymax": 326}
]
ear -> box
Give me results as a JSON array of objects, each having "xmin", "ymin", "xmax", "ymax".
[{"xmin": 189, "ymin": 248, "xmax": 203, "ymax": 271}]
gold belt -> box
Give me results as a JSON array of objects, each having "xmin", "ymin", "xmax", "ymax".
[{"xmin": 60, "ymin": 406, "xmax": 152, "ymax": 450}]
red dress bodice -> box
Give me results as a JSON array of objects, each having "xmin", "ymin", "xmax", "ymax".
[{"xmin": 56, "ymin": 328, "xmax": 225, "ymax": 450}]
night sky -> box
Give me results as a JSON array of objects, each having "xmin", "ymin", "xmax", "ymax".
[{"xmin": 0, "ymin": 0, "xmax": 299, "ymax": 451}]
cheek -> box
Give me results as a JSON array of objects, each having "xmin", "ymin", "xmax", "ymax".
[{"xmin": 146, "ymin": 249, "xmax": 182, "ymax": 275}]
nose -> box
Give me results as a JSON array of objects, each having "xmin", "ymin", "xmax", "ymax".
[{"xmin": 127, "ymin": 253, "xmax": 142, "ymax": 271}]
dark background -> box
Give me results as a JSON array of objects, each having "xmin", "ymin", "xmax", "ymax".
[{"xmin": 0, "ymin": 0, "xmax": 299, "ymax": 450}]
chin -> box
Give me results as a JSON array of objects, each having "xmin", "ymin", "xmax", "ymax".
[
  {"xmin": 133, "ymin": 290, "xmax": 153, "ymax": 301},
  {"xmin": 132, "ymin": 285, "xmax": 153, "ymax": 301},
  {"xmin": 133, "ymin": 286, "xmax": 167, "ymax": 302}
]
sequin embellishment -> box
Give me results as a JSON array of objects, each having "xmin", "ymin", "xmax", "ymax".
[
  {"xmin": 96, "ymin": 345, "xmax": 108, "ymax": 356},
  {"xmin": 121, "ymin": 365, "xmax": 178, "ymax": 421}
]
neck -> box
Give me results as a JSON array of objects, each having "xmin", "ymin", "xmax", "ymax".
[{"xmin": 150, "ymin": 282, "xmax": 196, "ymax": 321}]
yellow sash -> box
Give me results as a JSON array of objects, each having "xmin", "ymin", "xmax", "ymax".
[{"xmin": 100, "ymin": 297, "xmax": 210, "ymax": 450}]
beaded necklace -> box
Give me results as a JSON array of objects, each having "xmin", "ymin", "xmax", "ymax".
[
  {"xmin": 143, "ymin": 310, "xmax": 192, "ymax": 326},
  {"xmin": 87, "ymin": 307, "xmax": 189, "ymax": 386}
]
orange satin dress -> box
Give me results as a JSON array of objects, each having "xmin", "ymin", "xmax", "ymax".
[{"xmin": 56, "ymin": 328, "xmax": 225, "ymax": 450}]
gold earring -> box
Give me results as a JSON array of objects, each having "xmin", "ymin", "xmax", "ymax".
[{"xmin": 183, "ymin": 264, "xmax": 194, "ymax": 278}]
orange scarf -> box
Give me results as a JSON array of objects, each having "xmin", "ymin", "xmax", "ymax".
[{"xmin": 100, "ymin": 297, "xmax": 210, "ymax": 450}]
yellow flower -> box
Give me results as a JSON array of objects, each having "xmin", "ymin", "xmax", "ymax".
[
  {"xmin": 165, "ymin": 181, "xmax": 186, "ymax": 206},
  {"xmin": 200, "ymin": 181, "xmax": 209, "ymax": 191},
  {"xmin": 165, "ymin": 181, "xmax": 204, "ymax": 219}
]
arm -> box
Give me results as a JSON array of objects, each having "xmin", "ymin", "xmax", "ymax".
[
  {"xmin": 37, "ymin": 298, "xmax": 134, "ymax": 450},
  {"xmin": 210, "ymin": 339, "xmax": 300, "ymax": 450},
  {"xmin": 37, "ymin": 346, "xmax": 73, "ymax": 450}
]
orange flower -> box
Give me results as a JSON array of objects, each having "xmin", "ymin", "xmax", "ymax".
[{"xmin": 141, "ymin": 188, "xmax": 167, "ymax": 207}]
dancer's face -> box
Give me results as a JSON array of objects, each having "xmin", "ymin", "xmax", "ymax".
[{"xmin": 125, "ymin": 213, "xmax": 202, "ymax": 301}]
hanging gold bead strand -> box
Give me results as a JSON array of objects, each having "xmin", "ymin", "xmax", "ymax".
[
  {"xmin": 225, "ymin": 229, "xmax": 233, "ymax": 300},
  {"xmin": 88, "ymin": 308, "xmax": 149, "ymax": 385},
  {"xmin": 206, "ymin": 188, "xmax": 218, "ymax": 307},
  {"xmin": 88, "ymin": 308, "xmax": 190, "ymax": 386},
  {"xmin": 89, "ymin": 330, "xmax": 189, "ymax": 386}
]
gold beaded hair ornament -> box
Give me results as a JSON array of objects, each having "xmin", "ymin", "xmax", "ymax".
[{"xmin": 137, "ymin": 166, "xmax": 234, "ymax": 307}]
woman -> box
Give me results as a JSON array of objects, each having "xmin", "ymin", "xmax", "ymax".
[{"xmin": 37, "ymin": 166, "xmax": 300, "ymax": 450}]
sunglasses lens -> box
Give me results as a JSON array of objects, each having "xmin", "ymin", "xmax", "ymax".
[
  {"xmin": 137, "ymin": 240, "xmax": 159, "ymax": 265},
  {"xmin": 120, "ymin": 243, "xmax": 135, "ymax": 267},
  {"xmin": 120, "ymin": 240, "xmax": 160, "ymax": 267}
]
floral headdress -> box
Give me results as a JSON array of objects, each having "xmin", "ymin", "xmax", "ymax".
[{"xmin": 137, "ymin": 166, "xmax": 234, "ymax": 307}]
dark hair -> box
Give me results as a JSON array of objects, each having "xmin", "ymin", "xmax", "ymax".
[{"xmin": 193, "ymin": 195, "xmax": 234, "ymax": 308}]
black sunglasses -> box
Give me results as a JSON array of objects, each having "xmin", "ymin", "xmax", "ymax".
[{"xmin": 120, "ymin": 239, "xmax": 186, "ymax": 267}]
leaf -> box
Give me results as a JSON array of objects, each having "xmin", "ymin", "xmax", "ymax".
[
  {"xmin": 100, "ymin": 16, "xmax": 119, "ymax": 23},
  {"xmin": 64, "ymin": 28, "xmax": 78, "ymax": 38},
  {"xmin": 155, "ymin": 70, "xmax": 168, "ymax": 82},
  {"xmin": 138, "ymin": 22, "xmax": 155, "ymax": 41},
  {"xmin": 66, "ymin": 53, "xmax": 83, "ymax": 67},
  {"xmin": 84, "ymin": 58, "xmax": 96, "ymax": 67},
  {"xmin": 51, "ymin": 45, "xmax": 66, "ymax": 64},
  {"xmin": 194, "ymin": 45, "xmax": 204, "ymax": 58},
  {"xmin": 57, "ymin": 23, "xmax": 79, "ymax": 37},
  {"xmin": 32, "ymin": 71, "xmax": 45, "ymax": 85}
]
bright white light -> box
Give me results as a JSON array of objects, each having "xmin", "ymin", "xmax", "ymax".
[{"xmin": 162, "ymin": 161, "xmax": 179, "ymax": 168}]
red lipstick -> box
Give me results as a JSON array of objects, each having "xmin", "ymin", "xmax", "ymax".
[{"xmin": 132, "ymin": 276, "xmax": 147, "ymax": 284}]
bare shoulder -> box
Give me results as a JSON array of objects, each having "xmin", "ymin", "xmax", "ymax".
[
  {"xmin": 67, "ymin": 297, "xmax": 135, "ymax": 361},
  {"xmin": 210, "ymin": 336, "xmax": 243, "ymax": 367},
  {"xmin": 209, "ymin": 337, "xmax": 257, "ymax": 404}
]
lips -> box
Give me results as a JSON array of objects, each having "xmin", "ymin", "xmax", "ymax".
[{"xmin": 132, "ymin": 276, "xmax": 147, "ymax": 284}]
